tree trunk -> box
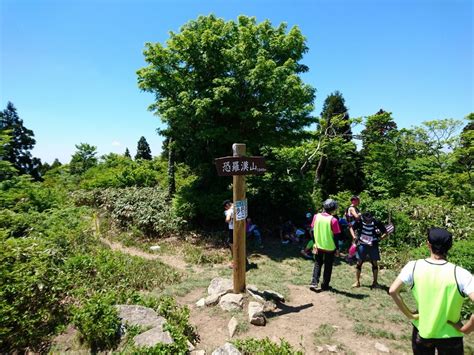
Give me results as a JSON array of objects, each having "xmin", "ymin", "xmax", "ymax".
[{"xmin": 167, "ymin": 139, "xmax": 176, "ymax": 200}]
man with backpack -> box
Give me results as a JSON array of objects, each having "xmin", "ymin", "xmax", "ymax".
[
  {"xmin": 389, "ymin": 228, "xmax": 473, "ymax": 354},
  {"xmin": 350, "ymin": 211, "xmax": 387, "ymax": 288}
]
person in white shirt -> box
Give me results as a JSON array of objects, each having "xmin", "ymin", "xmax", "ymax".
[{"xmin": 389, "ymin": 228, "xmax": 474, "ymax": 354}]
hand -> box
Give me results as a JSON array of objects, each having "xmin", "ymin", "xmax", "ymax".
[
  {"xmin": 447, "ymin": 320, "xmax": 463, "ymax": 331},
  {"xmin": 312, "ymin": 246, "xmax": 318, "ymax": 255}
]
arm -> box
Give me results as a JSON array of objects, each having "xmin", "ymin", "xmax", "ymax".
[
  {"xmin": 389, "ymin": 277, "xmax": 419, "ymax": 320},
  {"xmin": 448, "ymin": 292, "xmax": 474, "ymax": 334},
  {"xmin": 225, "ymin": 209, "xmax": 232, "ymax": 224},
  {"xmin": 349, "ymin": 207, "xmax": 361, "ymax": 220}
]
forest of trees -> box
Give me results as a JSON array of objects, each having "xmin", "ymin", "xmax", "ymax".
[{"xmin": 1, "ymin": 14, "xmax": 472, "ymax": 353}]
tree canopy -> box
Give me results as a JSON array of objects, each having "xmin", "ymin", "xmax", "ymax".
[{"xmin": 137, "ymin": 15, "xmax": 315, "ymax": 178}]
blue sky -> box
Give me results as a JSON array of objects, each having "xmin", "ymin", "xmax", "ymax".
[{"xmin": 1, "ymin": 0, "xmax": 472, "ymax": 163}]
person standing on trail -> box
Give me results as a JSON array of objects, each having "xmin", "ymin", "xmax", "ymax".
[
  {"xmin": 350, "ymin": 211, "xmax": 387, "ymax": 288},
  {"xmin": 309, "ymin": 199, "xmax": 341, "ymax": 292},
  {"xmin": 389, "ymin": 228, "xmax": 474, "ymax": 355},
  {"xmin": 345, "ymin": 195, "xmax": 361, "ymax": 225},
  {"xmin": 223, "ymin": 200, "xmax": 234, "ymax": 261}
]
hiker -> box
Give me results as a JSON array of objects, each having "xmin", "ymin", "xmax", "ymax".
[
  {"xmin": 223, "ymin": 200, "xmax": 234, "ymax": 266},
  {"xmin": 246, "ymin": 217, "xmax": 263, "ymax": 248},
  {"xmin": 280, "ymin": 219, "xmax": 296, "ymax": 244},
  {"xmin": 389, "ymin": 228, "xmax": 474, "ymax": 354},
  {"xmin": 224, "ymin": 200, "xmax": 250, "ymax": 268},
  {"xmin": 301, "ymin": 238, "xmax": 315, "ymax": 260},
  {"xmin": 304, "ymin": 212, "xmax": 314, "ymax": 239},
  {"xmin": 345, "ymin": 195, "xmax": 361, "ymax": 225},
  {"xmin": 309, "ymin": 199, "xmax": 341, "ymax": 292},
  {"xmin": 350, "ymin": 211, "xmax": 387, "ymax": 288}
]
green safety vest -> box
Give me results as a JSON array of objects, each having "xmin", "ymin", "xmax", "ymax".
[
  {"xmin": 412, "ymin": 260, "xmax": 465, "ymax": 339},
  {"xmin": 313, "ymin": 213, "xmax": 336, "ymax": 251}
]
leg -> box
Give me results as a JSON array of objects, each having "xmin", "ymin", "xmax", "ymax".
[
  {"xmin": 412, "ymin": 326, "xmax": 435, "ymax": 355},
  {"xmin": 321, "ymin": 251, "xmax": 335, "ymax": 289},
  {"xmin": 371, "ymin": 260, "xmax": 379, "ymax": 287},
  {"xmin": 435, "ymin": 337, "xmax": 463, "ymax": 355},
  {"xmin": 353, "ymin": 261, "xmax": 363, "ymax": 287},
  {"xmin": 311, "ymin": 252, "xmax": 324, "ymax": 287}
]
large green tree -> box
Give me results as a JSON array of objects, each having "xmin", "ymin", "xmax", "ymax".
[
  {"xmin": 137, "ymin": 15, "xmax": 316, "ymax": 224},
  {"xmin": 137, "ymin": 15, "xmax": 315, "ymax": 180},
  {"xmin": 0, "ymin": 102, "xmax": 41, "ymax": 178}
]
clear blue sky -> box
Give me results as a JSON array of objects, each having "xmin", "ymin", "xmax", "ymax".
[{"xmin": 1, "ymin": 0, "xmax": 472, "ymax": 163}]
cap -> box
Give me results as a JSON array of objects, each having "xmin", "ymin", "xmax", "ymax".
[{"xmin": 428, "ymin": 228, "xmax": 452, "ymax": 246}]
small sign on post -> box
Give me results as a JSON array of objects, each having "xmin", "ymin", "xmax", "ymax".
[
  {"xmin": 234, "ymin": 199, "xmax": 248, "ymax": 221},
  {"xmin": 215, "ymin": 145, "xmax": 266, "ymax": 293}
]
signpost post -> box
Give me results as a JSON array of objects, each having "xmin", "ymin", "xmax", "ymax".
[{"xmin": 215, "ymin": 144, "xmax": 266, "ymax": 293}]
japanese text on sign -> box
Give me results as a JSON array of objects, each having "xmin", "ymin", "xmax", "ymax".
[{"xmin": 215, "ymin": 156, "xmax": 266, "ymax": 176}]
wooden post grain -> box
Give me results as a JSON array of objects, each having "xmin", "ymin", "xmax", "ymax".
[{"xmin": 232, "ymin": 143, "xmax": 246, "ymax": 293}]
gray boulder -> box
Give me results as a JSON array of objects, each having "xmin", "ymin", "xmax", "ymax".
[
  {"xmin": 116, "ymin": 305, "xmax": 165, "ymax": 328},
  {"xmin": 248, "ymin": 302, "xmax": 266, "ymax": 326},
  {"xmin": 212, "ymin": 342, "xmax": 242, "ymax": 355},
  {"xmin": 219, "ymin": 293, "xmax": 244, "ymax": 311},
  {"xmin": 208, "ymin": 277, "xmax": 233, "ymax": 295},
  {"xmin": 133, "ymin": 326, "xmax": 173, "ymax": 347}
]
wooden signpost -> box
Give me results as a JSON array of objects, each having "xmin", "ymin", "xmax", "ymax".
[{"xmin": 215, "ymin": 144, "xmax": 266, "ymax": 293}]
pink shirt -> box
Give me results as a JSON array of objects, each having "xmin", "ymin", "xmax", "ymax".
[{"xmin": 310, "ymin": 212, "xmax": 341, "ymax": 234}]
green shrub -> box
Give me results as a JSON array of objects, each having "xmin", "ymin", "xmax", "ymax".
[
  {"xmin": 233, "ymin": 337, "xmax": 303, "ymax": 355},
  {"xmin": 64, "ymin": 248, "xmax": 181, "ymax": 296},
  {"xmin": 73, "ymin": 187, "xmax": 185, "ymax": 237},
  {"xmin": 72, "ymin": 292, "xmax": 121, "ymax": 351},
  {"xmin": 0, "ymin": 234, "xmax": 67, "ymax": 351}
]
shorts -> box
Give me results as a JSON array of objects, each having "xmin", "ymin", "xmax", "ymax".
[
  {"xmin": 412, "ymin": 326, "xmax": 463, "ymax": 355},
  {"xmin": 356, "ymin": 243, "xmax": 380, "ymax": 261}
]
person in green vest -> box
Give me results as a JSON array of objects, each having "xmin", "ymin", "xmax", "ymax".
[
  {"xmin": 309, "ymin": 199, "xmax": 341, "ymax": 292},
  {"xmin": 389, "ymin": 228, "xmax": 474, "ymax": 354}
]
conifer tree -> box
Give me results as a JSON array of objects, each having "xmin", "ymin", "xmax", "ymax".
[
  {"xmin": 135, "ymin": 136, "xmax": 152, "ymax": 160},
  {"xmin": 0, "ymin": 102, "xmax": 40, "ymax": 177}
]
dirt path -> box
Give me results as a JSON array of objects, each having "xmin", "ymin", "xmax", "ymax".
[
  {"xmin": 182, "ymin": 284, "xmax": 397, "ymax": 354},
  {"xmin": 101, "ymin": 238, "xmax": 192, "ymax": 271}
]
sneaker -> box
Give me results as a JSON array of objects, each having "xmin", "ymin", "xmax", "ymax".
[{"xmin": 309, "ymin": 284, "xmax": 318, "ymax": 292}]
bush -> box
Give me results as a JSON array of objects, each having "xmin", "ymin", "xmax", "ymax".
[
  {"xmin": 0, "ymin": 234, "xmax": 67, "ymax": 351},
  {"xmin": 64, "ymin": 248, "xmax": 181, "ymax": 296},
  {"xmin": 73, "ymin": 187, "xmax": 185, "ymax": 237},
  {"xmin": 233, "ymin": 337, "xmax": 303, "ymax": 355},
  {"xmin": 72, "ymin": 292, "xmax": 121, "ymax": 351}
]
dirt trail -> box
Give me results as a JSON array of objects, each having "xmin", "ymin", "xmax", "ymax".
[
  {"xmin": 180, "ymin": 285, "xmax": 399, "ymax": 354},
  {"xmin": 101, "ymin": 238, "xmax": 192, "ymax": 271}
]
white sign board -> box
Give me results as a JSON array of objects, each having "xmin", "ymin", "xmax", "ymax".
[{"xmin": 234, "ymin": 199, "xmax": 248, "ymax": 221}]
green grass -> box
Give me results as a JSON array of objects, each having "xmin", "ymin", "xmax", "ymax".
[{"xmin": 313, "ymin": 323, "xmax": 336, "ymax": 345}]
